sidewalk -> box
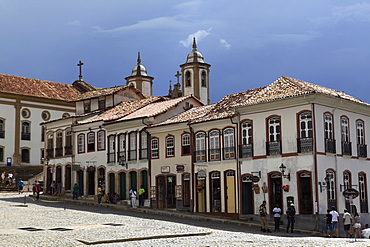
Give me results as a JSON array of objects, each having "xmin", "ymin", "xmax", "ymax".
[{"xmin": 34, "ymin": 193, "xmax": 322, "ymax": 237}]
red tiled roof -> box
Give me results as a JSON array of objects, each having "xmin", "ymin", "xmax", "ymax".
[
  {"xmin": 241, "ymin": 76, "xmax": 370, "ymax": 106},
  {"xmin": 119, "ymin": 95, "xmax": 201, "ymax": 121},
  {"xmin": 76, "ymin": 85, "xmax": 144, "ymax": 101},
  {"xmin": 0, "ymin": 73, "xmax": 81, "ymax": 101},
  {"xmin": 80, "ymin": 96, "xmax": 164, "ymax": 123}
]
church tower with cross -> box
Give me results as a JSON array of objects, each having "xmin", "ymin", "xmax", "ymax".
[
  {"xmin": 180, "ymin": 37, "xmax": 211, "ymax": 105},
  {"xmin": 125, "ymin": 52, "xmax": 154, "ymax": 96}
]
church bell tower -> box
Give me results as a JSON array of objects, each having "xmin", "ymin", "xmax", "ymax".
[
  {"xmin": 125, "ymin": 52, "xmax": 154, "ymax": 96},
  {"xmin": 179, "ymin": 38, "xmax": 211, "ymax": 104}
]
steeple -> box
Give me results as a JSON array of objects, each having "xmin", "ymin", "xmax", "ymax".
[
  {"xmin": 125, "ymin": 52, "xmax": 154, "ymax": 96},
  {"xmin": 179, "ymin": 38, "xmax": 211, "ymax": 104}
]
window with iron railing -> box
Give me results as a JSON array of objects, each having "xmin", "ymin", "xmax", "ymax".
[
  {"xmin": 209, "ymin": 130, "xmax": 220, "ymax": 161},
  {"xmin": 223, "ymin": 128, "xmax": 235, "ymax": 160},
  {"xmin": 267, "ymin": 117, "xmax": 281, "ymax": 155},
  {"xmin": 195, "ymin": 132, "xmax": 206, "ymax": 162}
]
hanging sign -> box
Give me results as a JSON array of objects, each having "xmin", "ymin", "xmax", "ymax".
[{"xmin": 342, "ymin": 188, "xmax": 359, "ymax": 199}]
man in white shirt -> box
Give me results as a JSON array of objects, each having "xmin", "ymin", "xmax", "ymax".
[
  {"xmin": 330, "ymin": 206, "xmax": 340, "ymax": 237},
  {"xmin": 272, "ymin": 204, "xmax": 282, "ymax": 231}
]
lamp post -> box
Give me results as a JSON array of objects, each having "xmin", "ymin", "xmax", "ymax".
[{"xmin": 279, "ymin": 163, "xmax": 290, "ymax": 181}]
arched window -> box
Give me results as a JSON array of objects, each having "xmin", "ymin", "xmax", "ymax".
[
  {"xmin": 324, "ymin": 113, "xmax": 335, "ymax": 153},
  {"xmin": 343, "ymin": 171, "xmax": 351, "ymax": 190},
  {"xmin": 357, "ymin": 120, "xmax": 367, "ymax": 158},
  {"xmin": 341, "ymin": 116, "xmax": 351, "ymax": 155},
  {"xmin": 267, "ymin": 116, "xmax": 281, "ymax": 155},
  {"xmin": 108, "ymin": 135, "xmax": 115, "ymax": 162},
  {"xmin": 209, "ymin": 130, "xmax": 220, "ymax": 161},
  {"xmin": 21, "ymin": 122, "xmax": 30, "ymax": 140},
  {"xmin": 97, "ymin": 130, "xmax": 105, "ymax": 151},
  {"xmin": 359, "ymin": 173, "xmax": 368, "ymax": 213},
  {"xmin": 140, "ymin": 131, "xmax": 148, "ymax": 159},
  {"xmin": 182, "ymin": 133, "xmax": 191, "ymax": 155},
  {"xmin": 201, "ymin": 71, "xmax": 206, "ymax": 87},
  {"xmin": 56, "ymin": 130, "xmax": 63, "ymax": 157},
  {"xmin": 78, "ymin": 134, "xmax": 85, "ymax": 153},
  {"xmin": 195, "ymin": 132, "xmax": 206, "ymax": 162},
  {"xmin": 185, "ymin": 71, "xmax": 191, "ymax": 87},
  {"xmin": 47, "ymin": 132, "xmax": 54, "ymax": 158},
  {"xmin": 87, "ymin": 132, "xmax": 95, "ymax": 152},
  {"xmin": 65, "ymin": 128, "xmax": 72, "ymax": 155},
  {"xmin": 129, "ymin": 132, "xmax": 137, "ymax": 161},
  {"xmin": 223, "ymin": 128, "xmax": 235, "ymax": 160},
  {"xmin": 151, "ymin": 138, "xmax": 159, "ymax": 159},
  {"xmin": 241, "ymin": 121, "xmax": 253, "ymax": 158},
  {"xmin": 166, "ymin": 135, "xmax": 175, "ymax": 157}
]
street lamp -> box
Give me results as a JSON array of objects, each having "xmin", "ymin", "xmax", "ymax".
[
  {"xmin": 119, "ymin": 155, "xmax": 127, "ymax": 169},
  {"xmin": 279, "ymin": 163, "xmax": 290, "ymax": 181}
]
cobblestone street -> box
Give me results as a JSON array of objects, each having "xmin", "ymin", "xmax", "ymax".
[{"xmin": 0, "ymin": 193, "xmax": 369, "ymax": 246}]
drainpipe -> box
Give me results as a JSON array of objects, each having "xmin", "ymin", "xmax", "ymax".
[
  {"xmin": 141, "ymin": 118, "xmax": 152, "ymax": 208},
  {"xmin": 188, "ymin": 123, "xmax": 195, "ymax": 213},
  {"xmin": 230, "ymin": 109, "xmax": 240, "ymax": 216}
]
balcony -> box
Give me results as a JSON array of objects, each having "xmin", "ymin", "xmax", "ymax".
[
  {"xmin": 266, "ymin": 141, "xmax": 281, "ymax": 156},
  {"xmin": 297, "ymin": 137, "xmax": 313, "ymax": 153},
  {"xmin": 55, "ymin": 147, "xmax": 63, "ymax": 157},
  {"xmin": 195, "ymin": 150, "xmax": 206, "ymax": 162},
  {"xmin": 21, "ymin": 133, "xmax": 30, "ymax": 140},
  {"xmin": 0, "ymin": 130, "xmax": 4, "ymax": 138},
  {"xmin": 128, "ymin": 150, "xmax": 137, "ymax": 161},
  {"xmin": 358, "ymin": 144, "xmax": 367, "ymax": 158},
  {"xmin": 239, "ymin": 144, "xmax": 253, "ymax": 158},
  {"xmin": 140, "ymin": 148, "xmax": 148, "ymax": 160},
  {"xmin": 209, "ymin": 148, "xmax": 220, "ymax": 161},
  {"xmin": 107, "ymin": 152, "xmax": 115, "ymax": 163},
  {"xmin": 223, "ymin": 147, "xmax": 235, "ymax": 160},
  {"xmin": 64, "ymin": 145, "xmax": 72, "ymax": 155},
  {"xmin": 325, "ymin": 139, "xmax": 336, "ymax": 154},
  {"xmin": 341, "ymin": 141, "xmax": 352, "ymax": 156}
]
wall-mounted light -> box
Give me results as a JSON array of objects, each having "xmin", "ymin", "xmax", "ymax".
[
  {"xmin": 318, "ymin": 174, "xmax": 330, "ymax": 193},
  {"xmin": 119, "ymin": 155, "xmax": 128, "ymax": 169},
  {"xmin": 279, "ymin": 163, "xmax": 290, "ymax": 181}
]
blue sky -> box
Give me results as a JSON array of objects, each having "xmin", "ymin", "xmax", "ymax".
[{"xmin": 1, "ymin": 0, "xmax": 370, "ymax": 103}]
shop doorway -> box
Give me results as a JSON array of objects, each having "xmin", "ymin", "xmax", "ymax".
[
  {"xmin": 269, "ymin": 173, "xmax": 283, "ymax": 214},
  {"xmin": 241, "ymin": 175, "xmax": 253, "ymax": 214}
]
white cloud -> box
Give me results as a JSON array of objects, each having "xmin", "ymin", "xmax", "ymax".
[
  {"xmin": 67, "ymin": 20, "xmax": 82, "ymax": 26},
  {"xmin": 179, "ymin": 28, "xmax": 212, "ymax": 47},
  {"xmin": 220, "ymin": 39, "xmax": 231, "ymax": 50},
  {"xmin": 174, "ymin": 0, "xmax": 203, "ymax": 12},
  {"xmin": 315, "ymin": 3, "xmax": 370, "ymax": 24},
  {"xmin": 92, "ymin": 16, "xmax": 186, "ymax": 33}
]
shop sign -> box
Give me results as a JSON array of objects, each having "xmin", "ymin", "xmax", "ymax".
[
  {"xmin": 342, "ymin": 188, "xmax": 359, "ymax": 199},
  {"xmin": 161, "ymin": 166, "xmax": 170, "ymax": 173},
  {"xmin": 197, "ymin": 170, "xmax": 206, "ymax": 180},
  {"xmin": 251, "ymin": 176, "xmax": 260, "ymax": 182},
  {"xmin": 176, "ymin": 164, "xmax": 185, "ymax": 173}
]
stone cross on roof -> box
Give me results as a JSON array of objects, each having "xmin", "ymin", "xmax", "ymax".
[{"xmin": 77, "ymin": 60, "xmax": 84, "ymax": 81}]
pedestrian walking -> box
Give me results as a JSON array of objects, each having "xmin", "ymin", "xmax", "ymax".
[
  {"xmin": 18, "ymin": 178, "xmax": 24, "ymax": 194},
  {"xmin": 8, "ymin": 172, "xmax": 13, "ymax": 185},
  {"xmin": 259, "ymin": 201, "xmax": 271, "ymax": 233},
  {"xmin": 330, "ymin": 206, "xmax": 340, "ymax": 237},
  {"xmin": 1, "ymin": 171, "xmax": 5, "ymax": 183},
  {"xmin": 286, "ymin": 204, "xmax": 296, "ymax": 233},
  {"xmin": 72, "ymin": 183, "xmax": 79, "ymax": 199},
  {"xmin": 272, "ymin": 204, "xmax": 281, "ymax": 231},
  {"xmin": 138, "ymin": 185, "xmax": 145, "ymax": 207},
  {"xmin": 97, "ymin": 186, "xmax": 103, "ymax": 204},
  {"xmin": 35, "ymin": 182, "xmax": 41, "ymax": 200},
  {"xmin": 32, "ymin": 181, "xmax": 36, "ymax": 195},
  {"xmin": 12, "ymin": 177, "xmax": 16, "ymax": 187},
  {"xmin": 343, "ymin": 208, "xmax": 353, "ymax": 238},
  {"xmin": 324, "ymin": 209, "xmax": 333, "ymax": 237},
  {"xmin": 50, "ymin": 181, "xmax": 56, "ymax": 195},
  {"xmin": 54, "ymin": 182, "xmax": 62, "ymax": 196},
  {"xmin": 5, "ymin": 176, "xmax": 9, "ymax": 187},
  {"xmin": 353, "ymin": 212, "xmax": 361, "ymax": 240},
  {"xmin": 130, "ymin": 187, "xmax": 137, "ymax": 208}
]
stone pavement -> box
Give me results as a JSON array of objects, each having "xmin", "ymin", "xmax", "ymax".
[
  {"xmin": 1, "ymin": 192, "xmax": 369, "ymax": 246},
  {"xmin": 37, "ymin": 193, "xmax": 321, "ymax": 237}
]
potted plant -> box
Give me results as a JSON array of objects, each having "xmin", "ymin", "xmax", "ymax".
[
  {"xmin": 252, "ymin": 185, "xmax": 260, "ymax": 194},
  {"xmin": 282, "ymin": 185, "xmax": 289, "ymax": 192}
]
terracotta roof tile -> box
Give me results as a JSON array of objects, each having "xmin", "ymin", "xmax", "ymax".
[
  {"xmin": 190, "ymin": 87, "xmax": 264, "ymax": 123},
  {"xmin": 0, "ymin": 73, "xmax": 81, "ymax": 101},
  {"xmin": 151, "ymin": 104, "xmax": 215, "ymax": 127},
  {"xmin": 76, "ymin": 85, "xmax": 144, "ymax": 101},
  {"xmin": 241, "ymin": 76, "xmax": 370, "ymax": 106},
  {"xmin": 79, "ymin": 96, "xmax": 164, "ymax": 123},
  {"xmin": 119, "ymin": 95, "xmax": 200, "ymax": 121}
]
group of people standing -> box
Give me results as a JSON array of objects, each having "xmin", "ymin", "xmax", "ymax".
[
  {"xmin": 259, "ymin": 201, "xmax": 296, "ymax": 233},
  {"xmin": 1, "ymin": 171, "xmax": 15, "ymax": 187},
  {"xmin": 325, "ymin": 206, "xmax": 362, "ymax": 239},
  {"xmin": 129, "ymin": 186, "xmax": 145, "ymax": 208}
]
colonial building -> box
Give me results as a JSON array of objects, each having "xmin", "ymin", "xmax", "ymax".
[{"xmin": 0, "ymin": 74, "xmax": 91, "ymax": 168}]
